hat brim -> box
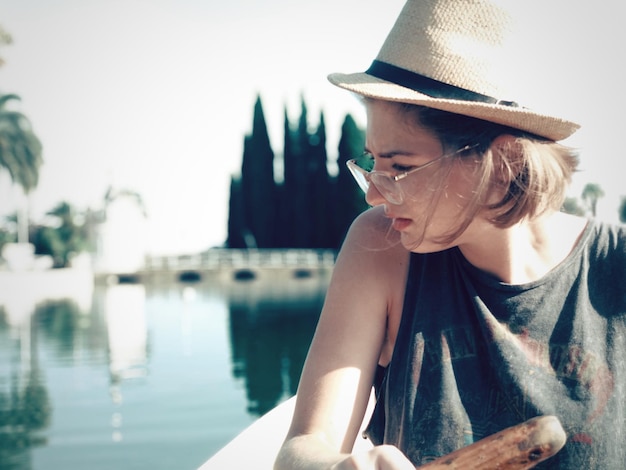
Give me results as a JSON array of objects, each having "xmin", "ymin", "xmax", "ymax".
[{"xmin": 328, "ymin": 72, "xmax": 580, "ymax": 142}]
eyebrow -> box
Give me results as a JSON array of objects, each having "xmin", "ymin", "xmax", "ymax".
[{"xmin": 363, "ymin": 147, "xmax": 415, "ymax": 159}]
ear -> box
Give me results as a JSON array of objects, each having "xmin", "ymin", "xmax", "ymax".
[{"xmin": 489, "ymin": 134, "xmax": 524, "ymax": 184}]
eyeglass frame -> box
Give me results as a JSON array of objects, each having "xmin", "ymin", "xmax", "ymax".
[{"xmin": 346, "ymin": 144, "xmax": 477, "ymax": 205}]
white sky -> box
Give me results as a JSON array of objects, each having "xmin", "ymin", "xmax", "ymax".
[{"xmin": 0, "ymin": 0, "xmax": 624, "ymax": 255}]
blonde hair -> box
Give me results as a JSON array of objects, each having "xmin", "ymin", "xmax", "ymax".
[{"xmin": 398, "ymin": 103, "xmax": 579, "ymax": 243}]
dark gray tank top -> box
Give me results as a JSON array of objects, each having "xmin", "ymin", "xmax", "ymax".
[{"xmin": 364, "ymin": 220, "xmax": 626, "ymax": 468}]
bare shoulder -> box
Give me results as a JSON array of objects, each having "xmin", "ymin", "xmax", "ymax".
[
  {"xmin": 333, "ymin": 207, "xmax": 410, "ymax": 365},
  {"xmin": 338, "ymin": 206, "xmax": 408, "ymax": 268},
  {"xmin": 329, "ymin": 206, "xmax": 410, "ymax": 302}
]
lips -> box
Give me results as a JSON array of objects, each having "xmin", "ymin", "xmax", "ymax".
[
  {"xmin": 391, "ymin": 217, "xmax": 412, "ymax": 231},
  {"xmin": 382, "ymin": 206, "xmax": 412, "ymax": 232}
]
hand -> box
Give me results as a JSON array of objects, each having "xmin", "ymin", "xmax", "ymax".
[{"xmin": 331, "ymin": 445, "xmax": 414, "ymax": 470}]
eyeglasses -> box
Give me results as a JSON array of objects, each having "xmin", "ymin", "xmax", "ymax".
[{"xmin": 346, "ymin": 144, "xmax": 476, "ymax": 205}]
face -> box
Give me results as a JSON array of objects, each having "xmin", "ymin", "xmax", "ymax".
[{"xmin": 363, "ymin": 100, "xmax": 484, "ymax": 252}]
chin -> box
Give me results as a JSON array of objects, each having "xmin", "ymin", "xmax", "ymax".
[
  {"xmin": 399, "ymin": 231, "xmax": 427, "ymax": 252},
  {"xmin": 400, "ymin": 231, "xmax": 453, "ymax": 254}
]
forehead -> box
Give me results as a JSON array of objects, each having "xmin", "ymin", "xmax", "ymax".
[{"xmin": 364, "ymin": 100, "xmax": 441, "ymax": 156}]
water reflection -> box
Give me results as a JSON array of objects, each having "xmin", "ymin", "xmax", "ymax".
[
  {"xmin": 35, "ymin": 300, "xmax": 89, "ymax": 355},
  {"xmin": 0, "ymin": 301, "xmax": 55, "ymax": 469},
  {"xmin": 104, "ymin": 284, "xmax": 148, "ymax": 445},
  {"xmin": 1, "ymin": 284, "xmax": 148, "ymax": 468},
  {"xmin": 227, "ymin": 278, "xmax": 323, "ymax": 416},
  {"xmin": 0, "ymin": 270, "xmax": 328, "ymax": 469},
  {"xmin": 0, "ymin": 367, "xmax": 50, "ymax": 470}
]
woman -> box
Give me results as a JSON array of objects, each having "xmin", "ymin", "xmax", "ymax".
[{"xmin": 275, "ymin": 1, "xmax": 626, "ymax": 469}]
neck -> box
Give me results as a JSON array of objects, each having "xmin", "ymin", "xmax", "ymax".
[{"xmin": 459, "ymin": 212, "xmax": 588, "ymax": 284}]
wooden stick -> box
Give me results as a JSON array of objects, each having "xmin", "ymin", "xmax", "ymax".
[{"xmin": 416, "ymin": 415, "xmax": 566, "ymax": 470}]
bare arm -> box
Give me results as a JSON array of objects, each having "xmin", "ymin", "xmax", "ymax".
[{"xmin": 274, "ymin": 207, "xmax": 412, "ymax": 470}]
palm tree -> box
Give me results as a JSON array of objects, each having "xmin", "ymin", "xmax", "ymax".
[
  {"xmin": 0, "ymin": 93, "xmax": 43, "ymax": 243},
  {"xmin": 581, "ymin": 183, "xmax": 605, "ymax": 218},
  {"xmin": 619, "ymin": 197, "xmax": 626, "ymax": 224},
  {"xmin": 0, "ymin": 24, "xmax": 12, "ymax": 67},
  {"xmin": 561, "ymin": 196, "xmax": 585, "ymax": 216}
]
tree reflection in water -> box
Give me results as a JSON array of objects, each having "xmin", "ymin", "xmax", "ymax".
[
  {"xmin": 0, "ymin": 300, "xmax": 69, "ymax": 469},
  {"xmin": 0, "ymin": 268, "xmax": 331, "ymax": 469},
  {"xmin": 226, "ymin": 273, "xmax": 326, "ymax": 416}
]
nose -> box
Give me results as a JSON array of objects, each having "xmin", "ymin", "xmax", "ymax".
[{"xmin": 365, "ymin": 182, "xmax": 386, "ymax": 207}]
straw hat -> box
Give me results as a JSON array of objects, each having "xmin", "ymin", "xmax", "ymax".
[{"xmin": 328, "ymin": 0, "xmax": 580, "ymax": 141}]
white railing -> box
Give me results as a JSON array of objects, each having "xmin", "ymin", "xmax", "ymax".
[{"xmin": 143, "ymin": 249, "xmax": 337, "ymax": 272}]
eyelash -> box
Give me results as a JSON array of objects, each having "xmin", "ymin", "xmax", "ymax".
[
  {"xmin": 362, "ymin": 153, "xmax": 413, "ymax": 173},
  {"xmin": 391, "ymin": 163, "xmax": 413, "ymax": 173}
]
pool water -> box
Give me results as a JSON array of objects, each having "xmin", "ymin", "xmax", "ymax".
[{"xmin": 0, "ymin": 272, "xmax": 327, "ymax": 470}]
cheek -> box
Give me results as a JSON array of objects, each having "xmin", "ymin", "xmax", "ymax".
[
  {"xmin": 443, "ymin": 159, "xmax": 486, "ymax": 203},
  {"xmin": 444, "ymin": 172, "xmax": 479, "ymax": 205},
  {"xmin": 423, "ymin": 165, "xmax": 484, "ymax": 224},
  {"xmin": 398, "ymin": 158, "xmax": 487, "ymax": 227}
]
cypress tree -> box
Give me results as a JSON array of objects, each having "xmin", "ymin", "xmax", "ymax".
[
  {"xmin": 290, "ymin": 97, "xmax": 312, "ymax": 247},
  {"xmin": 280, "ymin": 105, "xmax": 298, "ymax": 248},
  {"xmin": 227, "ymin": 98, "xmax": 368, "ymax": 250},
  {"xmin": 240, "ymin": 95, "xmax": 275, "ymax": 248},
  {"xmin": 333, "ymin": 114, "xmax": 368, "ymax": 247},
  {"xmin": 309, "ymin": 112, "xmax": 331, "ymax": 248},
  {"xmin": 226, "ymin": 176, "xmax": 246, "ymax": 248}
]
